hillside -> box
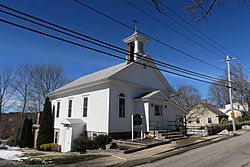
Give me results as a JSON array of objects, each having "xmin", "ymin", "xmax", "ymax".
[{"xmin": 0, "ymin": 112, "xmax": 38, "ymax": 142}]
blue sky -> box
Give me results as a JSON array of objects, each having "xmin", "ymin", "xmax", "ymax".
[{"xmin": 1, "ymin": 0, "xmax": 250, "ymax": 98}]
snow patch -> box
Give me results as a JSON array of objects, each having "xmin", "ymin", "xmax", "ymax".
[
  {"xmin": 242, "ymin": 125, "xmax": 250, "ymax": 130},
  {"xmin": 0, "ymin": 147, "xmax": 23, "ymax": 160}
]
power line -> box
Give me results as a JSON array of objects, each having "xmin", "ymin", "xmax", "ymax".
[
  {"xmin": 145, "ymin": 0, "xmax": 226, "ymax": 57},
  {"xmin": 11, "ymin": 1, "xmax": 248, "ymax": 92},
  {"xmin": 18, "ymin": 0, "xmax": 122, "ymax": 43},
  {"xmin": 124, "ymin": 0, "xmax": 223, "ymax": 59},
  {"xmin": 152, "ymin": 0, "xmax": 250, "ymax": 74},
  {"xmin": 158, "ymin": 0, "xmax": 231, "ymax": 55},
  {"xmin": 0, "ymin": 4, "xmax": 229, "ymax": 84},
  {"xmin": 0, "ymin": 17, "xmax": 232, "ymax": 88},
  {"xmin": 72, "ymin": 0, "xmax": 225, "ymax": 72}
]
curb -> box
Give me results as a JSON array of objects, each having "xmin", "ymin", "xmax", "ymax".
[
  {"xmin": 123, "ymin": 140, "xmax": 170, "ymax": 154},
  {"xmin": 110, "ymin": 135, "xmax": 236, "ymax": 167}
]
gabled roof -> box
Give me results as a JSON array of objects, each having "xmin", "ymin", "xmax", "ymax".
[
  {"xmin": 134, "ymin": 90, "xmax": 187, "ymax": 115},
  {"xmin": 135, "ymin": 90, "xmax": 162, "ymax": 100},
  {"xmin": 50, "ymin": 55, "xmax": 173, "ymax": 96},
  {"xmin": 50, "ymin": 62, "xmax": 128, "ymax": 95},
  {"xmin": 61, "ymin": 118, "xmax": 86, "ymax": 125},
  {"xmin": 195, "ymin": 103, "xmax": 227, "ymax": 117},
  {"xmin": 123, "ymin": 31, "xmax": 149, "ymax": 43}
]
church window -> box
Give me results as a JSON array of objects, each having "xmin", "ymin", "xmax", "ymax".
[{"xmin": 119, "ymin": 93, "xmax": 125, "ymax": 118}]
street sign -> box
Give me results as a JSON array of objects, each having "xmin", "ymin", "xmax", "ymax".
[
  {"xmin": 231, "ymin": 111, "xmax": 235, "ymax": 119},
  {"xmin": 133, "ymin": 114, "xmax": 142, "ymax": 125}
]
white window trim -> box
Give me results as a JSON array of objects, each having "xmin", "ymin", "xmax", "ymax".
[
  {"xmin": 154, "ymin": 104, "xmax": 163, "ymax": 116},
  {"xmin": 68, "ymin": 99, "xmax": 73, "ymax": 117},
  {"xmin": 118, "ymin": 91, "xmax": 126, "ymax": 118},
  {"xmin": 82, "ymin": 96, "xmax": 89, "ymax": 117},
  {"xmin": 56, "ymin": 101, "xmax": 61, "ymax": 118},
  {"xmin": 54, "ymin": 129, "xmax": 60, "ymax": 144}
]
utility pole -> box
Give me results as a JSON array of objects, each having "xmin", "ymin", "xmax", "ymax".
[{"xmin": 226, "ymin": 55, "xmax": 236, "ymax": 132}]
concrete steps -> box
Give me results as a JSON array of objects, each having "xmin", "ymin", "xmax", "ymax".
[
  {"xmin": 158, "ymin": 131, "xmax": 186, "ymax": 141},
  {"xmin": 168, "ymin": 136, "xmax": 187, "ymax": 141},
  {"xmin": 112, "ymin": 139, "xmax": 146, "ymax": 147},
  {"xmin": 149, "ymin": 130, "xmax": 187, "ymax": 142}
]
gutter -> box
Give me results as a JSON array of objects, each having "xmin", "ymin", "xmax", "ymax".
[{"xmin": 48, "ymin": 79, "xmax": 110, "ymax": 97}]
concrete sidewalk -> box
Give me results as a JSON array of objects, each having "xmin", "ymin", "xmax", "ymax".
[
  {"xmin": 4, "ymin": 130, "xmax": 246, "ymax": 167},
  {"xmin": 74, "ymin": 130, "xmax": 247, "ymax": 167}
]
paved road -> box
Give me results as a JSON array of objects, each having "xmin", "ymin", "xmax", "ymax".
[
  {"xmin": 0, "ymin": 159, "xmax": 17, "ymax": 167},
  {"xmin": 139, "ymin": 131, "xmax": 250, "ymax": 167}
]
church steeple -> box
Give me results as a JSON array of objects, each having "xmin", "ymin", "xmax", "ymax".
[{"xmin": 123, "ymin": 30, "xmax": 149, "ymax": 61}]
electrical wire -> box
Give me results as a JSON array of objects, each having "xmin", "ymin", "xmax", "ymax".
[
  {"xmin": 0, "ymin": 4, "xmax": 229, "ymax": 84},
  {"xmin": 145, "ymin": 0, "xmax": 226, "ymax": 57},
  {"xmin": 19, "ymin": 0, "xmax": 223, "ymax": 76},
  {"xmin": 124, "ymin": 0, "xmax": 223, "ymax": 59},
  {"xmin": 152, "ymin": 0, "xmax": 250, "ymax": 74},
  {"xmin": 18, "ymin": 0, "xmax": 122, "ymax": 43},
  {"xmin": 72, "ymin": 0, "xmax": 225, "ymax": 72},
  {"xmin": 0, "ymin": 17, "xmax": 234, "ymax": 89}
]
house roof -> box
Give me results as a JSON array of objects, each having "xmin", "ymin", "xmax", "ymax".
[
  {"xmin": 134, "ymin": 90, "xmax": 188, "ymax": 115},
  {"xmin": 123, "ymin": 31, "xmax": 149, "ymax": 44},
  {"xmin": 50, "ymin": 55, "xmax": 174, "ymax": 96},
  {"xmin": 50, "ymin": 62, "xmax": 128, "ymax": 94},
  {"xmin": 135, "ymin": 90, "xmax": 161, "ymax": 99},
  {"xmin": 197, "ymin": 103, "xmax": 228, "ymax": 117},
  {"xmin": 61, "ymin": 118, "xmax": 86, "ymax": 125}
]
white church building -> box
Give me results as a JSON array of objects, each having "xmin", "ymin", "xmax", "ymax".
[{"xmin": 49, "ymin": 31, "xmax": 186, "ymax": 152}]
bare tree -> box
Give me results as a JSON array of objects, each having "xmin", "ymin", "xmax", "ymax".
[
  {"xmin": 208, "ymin": 63, "xmax": 250, "ymax": 110},
  {"xmin": 12, "ymin": 64, "xmax": 33, "ymax": 144},
  {"xmin": 231, "ymin": 64, "xmax": 250, "ymax": 106},
  {"xmin": 0, "ymin": 66, "xmax": 15, "ymax": 138},
  {"xmin": 14, "ymin": 64, "xmax": 33, "ymax": 113},
  {"xmin": 208, "ymin": 78, "xmax": 229, "ymax": 108},
  {"xmin": 186, "ymin": 103, "xmax": 208, "ymax": 123},
  {"xmin": 151, "ymin": 0, "xmax": 250, "ymax": 23},
  {"xmin": 0, "ymin": 66, "xmax": 15, "ymax": 121},
  {"xmin": 172, "ymin": 85, "xmax": 202, "ymax": 110},
  {"xmin": 185, "ymin": 0, "xmax": 250, "ymax": 23},
  {"xmin": 0, "ymin": 63, "xmax": 68, "ymax": 141},
  {"xmin": 30, "ymin": 64, "xmax": 69, "ymax": 111},
  {"xmin": 185, "ymin": 0, "xmax": 219, "ymax": 23}
]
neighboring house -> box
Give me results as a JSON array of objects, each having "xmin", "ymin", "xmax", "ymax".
[
  {"xmin": 49, "ymin": 31, "xmax": 186, "ymax": 152},
  {"xmin": 219, "ymin": 102, "xmax": 248, "ymax": 121},
  {"xmin": 187, "ymin": 103, "xmax": 228, "ymax": 127}
]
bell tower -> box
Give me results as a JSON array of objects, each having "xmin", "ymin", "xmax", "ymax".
[{"xmin": 123, "ymin": 30, "xmax": 149, "ymax": 61}]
